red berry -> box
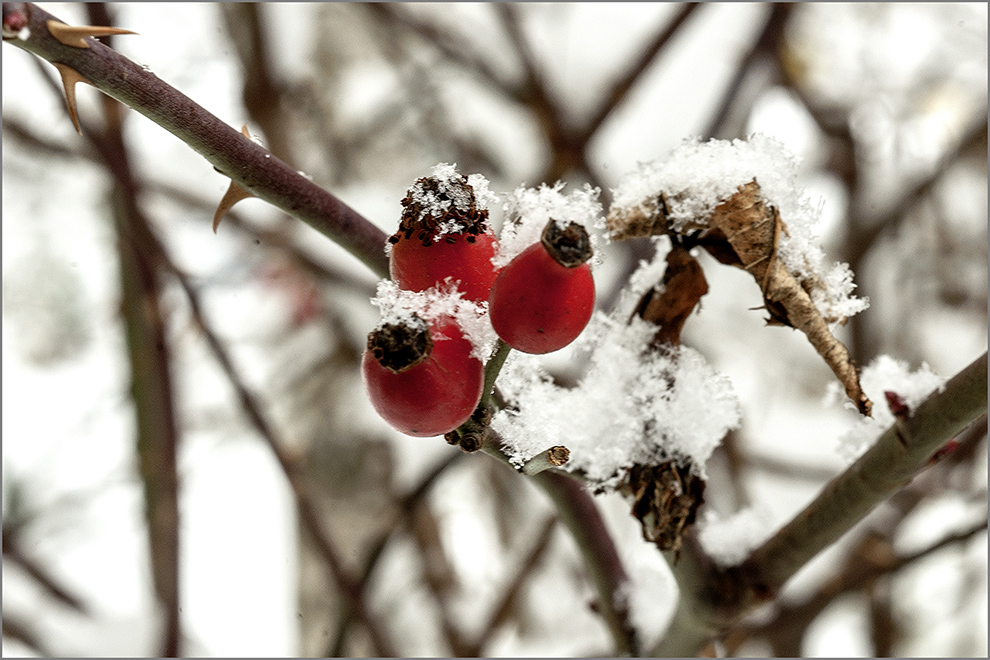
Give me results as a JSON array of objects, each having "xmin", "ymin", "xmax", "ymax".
[
  {"xmin": 489, "ymin": 220, "xmax": 595, "ymax": 354},
  {"xmin": 362, "ymin": 314, "xmax": 484, "ymax": 437},
  {"xmin": 390, "ymin": 230, "xmax": 499, "ymax": 303},
  {"xmin": 388, "ymin": 170, "xmax": 500, "ymax": 302}
]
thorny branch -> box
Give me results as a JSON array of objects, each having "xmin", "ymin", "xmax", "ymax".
[{"xmin": 2, "ymin": 1, "xmax": 390, "ymax": 278}]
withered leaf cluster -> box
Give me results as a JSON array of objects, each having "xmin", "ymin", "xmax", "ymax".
[
  {"xmin": 609, "ymin": 179, "xmax": 872, "ymax": 417},
  {"xmin": 622, "ymin": 461, "xmax": 705, "ymax": 557}
]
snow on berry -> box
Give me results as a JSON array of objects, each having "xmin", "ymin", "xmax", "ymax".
[
  {"xmin": 388, "ymin": 162, "xmax": 498, "ymax": 249},
  {"xmin": 492, "ymin": 311, "xmax": 741, "ymax": 490},
  {"xmin": 371, "ymin": 280, "xmax": 498, "ymax": 362},
  {"xmin": 495, "ymin": 181, "xmax": 606, "ymax": 269}
]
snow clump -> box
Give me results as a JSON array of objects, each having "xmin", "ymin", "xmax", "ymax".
[
  {"xmin": 370, "ymin": 280, "xmax": 497, "ymax": 361},
  {"xmin": 492, "ymin": 312, "xmax": 741, "ymax": 490},
  {"xmin": 495, "ymin": 181, "xmax": 606, "ymax": 268},
  {"xmin": 832, "ymin": 355, "xmax": 946, "ymax": 462},
  {"xmin": 609, "ymin": 133, "xmax": 869, "ymax": 323}
]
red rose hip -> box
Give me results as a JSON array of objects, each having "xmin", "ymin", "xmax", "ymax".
[
  {"xmin": 489, "ymin": 220, "xmax": 595, "ymax": 354},
  {"xmin": 362, "ymin": 314, "xmax": 484, "ymax": 437},
  {"xmin": 388, "ymin": 168, "xmax": 500, "ymax": 302},
  {"xmin": 390, "ymin": 229, "xmax": 499, "ymax": 303}
]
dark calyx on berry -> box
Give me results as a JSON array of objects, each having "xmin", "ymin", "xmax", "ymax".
[
  {"xmin": 367, "ymin": 315, "xmax": 432, "ymax": 373},
  {"xmin": 541, "ymin": 219, "xmax": 593, "ymax": 268},
  {"xmin": 389, "ymin": 174, "xmax": 490, "ymax": 247}
]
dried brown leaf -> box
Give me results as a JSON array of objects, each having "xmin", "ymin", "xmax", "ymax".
[
  {"xmin": 632, "ymin": 244, "xmax": 709, "ymax": 346},
  {"xmin": 622, "ymin": 461, "xmax": 705, "ymax": 557},
  {"xmin": 706, "ymin": 180, "xmax": 872, "ymax": 416}
]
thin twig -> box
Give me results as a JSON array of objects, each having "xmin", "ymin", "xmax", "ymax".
[
  {"xmin": 2, "ymin": 529, "xmax": 89, "ymax": 614},
  {"xmin": 366, "ymin": 3, "xmax": 520, "ymax": 100},
  {"xmin": 159, "ymin": 254, "xmax": 399, "ymax": 657},
  {"xmin": 464, "ymin": 516, "xmax": 559, "ymax": 656},
  {"xmin": 533, "ymin": 470, "xmax": 640, "ymax": 656},
  {"xmin": 326, "ymin": 452, "xmax": 463, "ymax": 656},
  {"xmin": 703, "ymin": 3, "xmax": 794, "ymax": 140},
  {"xmin": 579, "ymin": 3, "xmax": 703, "ymax": 144}
]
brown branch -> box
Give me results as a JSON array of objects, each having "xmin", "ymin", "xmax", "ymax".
[
  {"xmin": 579, "ymin": 3, "xmax": 703, "ymax": 144},
  {"xmin": 728, "ymin": 520, "xmax": 988, "ymax": 656},
  {"xmin": 845, "ymin": 119, "xmax": 989, "ymax": 270},
  {"xmin": 654, "ymin": 353, "xmax": 987, "ymax": 656},
  {"xmin": 533, "ymin": 470, "xmax": 640, "ymax": 656},
  {"xmin": 72, "ymin": 16, "xmax": 184, "ymax": 649},
  {"xmin": 326, "ymin": 452, "xmax": 464, "ymax": 657},
  {"xmin": 158, "ymin": 253, "xmax": 398, "ymax": 657},
  {"xmin": 2, "ymin": 528, "xmax": 89, "ymax": 614},
  {"xmin": 219, "ymin": 3, "xmax": 294, "ymax": 166},
  {"xmin": 736, "ymin": 351, "xmax": 987, "ymax": 604},
  {"xmin": 703, "ymin": 3, "xmax": 794, "ymax": 140},
  {"xmin": 2, "ymin": 2, "xmax": 389, "ymax": 278},
  {"xmin": 366, "ymin": 3, "xmax": 521, "ymax": 101},
  {"xmin": 465, "ymin": 516, "xmax": 559, "ymax": 656}
]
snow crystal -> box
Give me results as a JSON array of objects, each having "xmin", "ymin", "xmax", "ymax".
[
  {"xmin": 370, "ymin": 280, "xmax": 497, "ymax": 361},
  {"xmin": 697, "ymin": 507, "xmax": 775, "ymax": 567},
  {"xmin": 409, "ymin": 163, "xmax": 497, "ymax": 236},
  {"xmin": 494, "ymin": 182, "xmax": 605, "ymax": 268},
  {"xmin": 833, "ymin": 355, "xmax": 946, "ymax": 462},
  {"xmin": 609, "ymin": 134, "xmax": 869, "ymax": 323},
  {"xmin": 492, "ymin": 312, "xmax": 740, "ymax": 489}
]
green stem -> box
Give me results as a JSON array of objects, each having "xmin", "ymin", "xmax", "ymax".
[{"xmin": 481, "ymin": 339, "xmax": 512, "ymax": 408}]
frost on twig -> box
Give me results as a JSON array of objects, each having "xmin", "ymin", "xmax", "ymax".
[{"xmin": 607, "ymin": 135, "xmax": 872, "ymax": 416}]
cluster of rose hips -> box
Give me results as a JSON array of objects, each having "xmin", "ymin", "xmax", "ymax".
[{"xmin": 362, "ymin": 170, "xmax": 596, "ymax": 437}]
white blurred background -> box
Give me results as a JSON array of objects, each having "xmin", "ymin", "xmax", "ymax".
[{"xmin": 2, "ymin": 3, "xmax": 986, "ymax": 656}]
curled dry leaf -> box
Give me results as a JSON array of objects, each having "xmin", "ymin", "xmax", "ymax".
[
  {"xmin": 704, "ymin": 181, "xmax": 871, "ymax": 416},
  {"xmin": 632, "ymin": 244, "xmax": 709, "ymax": 347},
  {"xmin": 608, "ymin": 180, "xmax": 872, "ymax": 417},
  {"xmin": 621, "ymin": 460, "xmax": 705, "ymax": 558}
]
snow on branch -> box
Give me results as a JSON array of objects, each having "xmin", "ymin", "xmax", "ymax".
[{"xmin": 607, "ymin": 134, "xmax": 872, "ymax": 415}]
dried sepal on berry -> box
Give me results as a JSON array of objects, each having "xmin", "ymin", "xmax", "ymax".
[{"xmin": 388, "ymin": 164, "xmax": 500, "ymax": 302}]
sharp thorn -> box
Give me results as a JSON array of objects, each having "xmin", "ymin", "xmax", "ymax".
[
  {"xmin": 213, "ymin": 180, "xmax": 255, "ymax": 233},
  {"xmin": 46, "ymin": 20, "xmax": 137, "ymax": 49},
  {"xmin": 52, "ymin": 63, "xmax": 90, "ymax": 134}
]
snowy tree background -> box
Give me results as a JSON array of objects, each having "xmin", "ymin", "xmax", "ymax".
[{"xmin": 2, "ymin": 3, "xmax": 986, "ymax": 656}]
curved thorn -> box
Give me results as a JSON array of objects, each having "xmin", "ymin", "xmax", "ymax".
[
  {"xmin": 46, "ymin": 19, "xmax": 137, "ymax": 49},
  {"xmin": 213, "ymin": 181, "xmax": 255, "ymax": 233},
  {"xmin": 52, "ymin": 62, "xmax": 89, "ymax": 134}
]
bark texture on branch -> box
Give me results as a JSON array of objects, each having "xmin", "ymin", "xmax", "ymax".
[{"xmin": 2, "ymin": 2, "xmax": 390, "ymax": 278}]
